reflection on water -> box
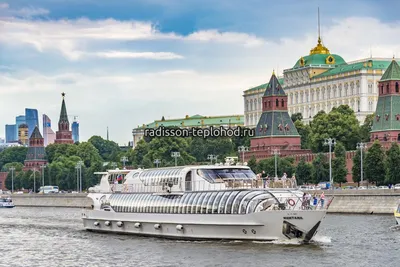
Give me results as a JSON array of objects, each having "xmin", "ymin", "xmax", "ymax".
[{"xmin": 1, "ymin": 207, "xmax": 399, "ymax": 267}]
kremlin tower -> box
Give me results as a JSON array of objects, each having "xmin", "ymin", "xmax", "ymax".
[{"xmin": 55, "ymin": 93, "xmax": 74, "ymax": 144}]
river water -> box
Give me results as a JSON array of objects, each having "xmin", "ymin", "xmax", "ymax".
[{"xmin": 1, "ymin": 207, "xmax": 399, "ymax": 267}]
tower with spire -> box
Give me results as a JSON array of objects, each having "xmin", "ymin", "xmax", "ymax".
[
  {"xmin": 370, "ymin": 58, "xmax": 400, "ymax": 147},
  {"xmin": 24, "ymin": 125, "xmax": 48, "ymax": 170},
  {"xmin": 247, "ymin": 72, "xmax": 308, "ymax": 160},
  {"xmin": 55, "ymin": 93, "xmax": 74, "ymax": 144}
]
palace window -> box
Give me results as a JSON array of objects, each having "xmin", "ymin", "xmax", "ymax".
[
  {"xmin": 276, "ymin": 99, "xmax": 279, "ymax": 107},
  {"xmin": 281, "ymin": 99, "xmax": 285, "ymax": 107},
  {"xmin": 387, "ymin": 84, "xmax": 390, "ymax": 93},
  {"xmin": 368, "ymin": 83, "xmax": 373, "ymax": 94},
  {"xmin": 396, "ymin": 82, "xmax": 399, "ymax": 93}
]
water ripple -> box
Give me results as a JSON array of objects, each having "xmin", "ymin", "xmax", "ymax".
[{"xmin": 0, "ymin": 208, "xmax": 399, "ymax": 267}]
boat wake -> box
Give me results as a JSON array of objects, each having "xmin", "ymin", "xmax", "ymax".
[{"xmin": 311, "ymin": 234, "xmax": 332, "ymax": 244}]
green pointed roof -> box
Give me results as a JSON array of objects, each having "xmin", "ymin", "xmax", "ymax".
[
  {"xmin": 255, "ymin": 74, "xmax": 299, "ymax": 138},
  {"xmin": 380, "ymin": 59, "xmax": 400, "ymax": 81},
  {"xmin": 263, "ymin": 73, "xmax": 286, "ymax": 97},
  {"xmin": 30, "ymin": 126, "xmax": 43, "ymax": 139},
  {"xmin": 59, "ymin": 93, "xmax": 69, "ymax": 124}
]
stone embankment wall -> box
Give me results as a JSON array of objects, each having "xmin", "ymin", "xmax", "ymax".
[
  {"xmin": 3, "ymin": 190, "xmax": 400, "ymax": 214},
  {"xmin": 3, "ymin": 194, "xmax": 92, "ymax": 208},
  {"xmin": 305, "ymin": 190, "xmax": 400, "ymax": 214}
]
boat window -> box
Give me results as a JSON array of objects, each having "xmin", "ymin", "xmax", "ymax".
[
  {"xmin": 224, "ymin": 191, "xmax": 241, "ymax": 214},
  {"xmin": 178, "ymin": 193, "xmax": 192, "ymax": 214},
  {"xmin": 239, "ymin": 191, "xmax": 266, "ymax": 214},
  {"xmin": 185, "ymin": 193, "xmax": 199, "ymax": 214},
  {"xmin": 247, "ymin": 195, "xmax": 272, "ymax": 214},
  {"xmin": 205, "ymin": 192, "xmax": 219, "ymax": 214},
  {"xmin": 193, "ymin": 192, "xmax": 206, "ymax": 214},
  {"xmin": 218, "ymin": 192, "xmax": 232, "ymax": 213},
  {"xmin": 138, "ymin": 194, "xmax": 151, "ymax": 213},
  {"xmin": 196, "ymin": 168, "xmax": 256, "ymax": 183},
  {"xmin": 189, "ymin": 193, "xmax": 202, "ymax": 214},
  {"xmin": 211, "ymin": 192, "xmax": 225, "ymax": 214},
  {"xmin": 132, "ymin": 194, "xmax": 146, "ymax": 213},
  {"xmin": 199, "ymin": 192, "xmax": 212, "ymax": 214},
  {"xmin": 142, "ymin": 194, "xmax": 152, "ymax": 213},
  {"xmin": 231, "ymin": 191, "xmax": 252, "ymax": 214}
]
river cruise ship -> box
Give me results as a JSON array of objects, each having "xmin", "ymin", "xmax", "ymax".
[{"xmin": 82, "ymin": 165, "xmax": 328, "ymax": 242}]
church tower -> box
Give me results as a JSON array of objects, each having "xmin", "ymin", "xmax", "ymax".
[
  {"xmin": 24, "ymin": 126, "xmax": 48, "ymax": 170},
  {"xmin": 249, "ymin": 72, "xmax": 305, "ymax": 159},
  {"xmin": 55, "ymin": 93, "xmax": 74, "ymax": 144},
  {"xmin": 370, "ymin": 58, "xmax": 400, "ymax": 147}
]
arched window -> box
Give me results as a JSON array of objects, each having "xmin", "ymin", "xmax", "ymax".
[
  {"xmin": 381, "ymin": 85, "xmax": 383, "ymax": 94},
  {"xmin": 276, "ymin": 99, "xmax": 279, "ymax": 107},
  {"xmin": 387, "ymin": 84, "xmax": 389, "ymax": 93},
  {"xmin": 396, "ymin": 82, "xmax": 399, "ymax": 93},
  {"xmin": 281, "ymin": 99, "xmax": 284, "ymax": 107},
  {"xmin": 268, "ymin": 100, "xmax": 271, "ymax": 107}
]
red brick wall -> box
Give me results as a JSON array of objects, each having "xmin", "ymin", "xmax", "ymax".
[{"xmin": 0, "ymin": 172, "xmax": 8, "ymax": 190}]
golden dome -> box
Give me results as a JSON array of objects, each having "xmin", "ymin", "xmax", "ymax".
[{"xmin": 310, "ymin": 37, "xmax": 330, "ymax": 55}]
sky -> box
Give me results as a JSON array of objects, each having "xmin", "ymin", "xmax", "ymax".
[{"xmin": 2, "ymin": 0, "xmax": 400, "ymax": 145}]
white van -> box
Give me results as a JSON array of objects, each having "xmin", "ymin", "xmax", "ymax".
[{"xmin": 38, "ymin": 186, "xmax": 59, "ymax": 194}]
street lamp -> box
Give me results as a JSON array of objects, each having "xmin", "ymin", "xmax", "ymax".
[
  {"xmin": 272, "ymin": 149, "xmax": 280, "ymax": 178},
  {"xmin": 154, "ymin": 159, "xmax": 161, "ymax": 168},
  {"xmin": 9, "ymin": 167, "xmax": 15, "ymax": 193},
  {"xmin": 33, "ymin": 167, "xmax": 37, "ymax": 193},
  {"xmin": 78, "ymin": 160, "xmax": 83, "ymax": 193},
  {"xmin": 238, "ymin": 146, "xmax": 249, "ymax": 164},
  {"xmin": 207, "ymin": 154, "xmax": 218, "ymax": 165},
  {"xmin": 171, "ymin": 152, "xmax": 181, "ymax": 166},
  {"xmin": 323, "ymin": 138, "xmax": 336, "ymax": 190},
  {"xmin": 357, "ymin": 142, "xmax": 367, "ymax": 185},
  {"xmin": 121, "ymin": 156, "xmax": 128, "ymax": 169},
  {"xmin": 111, "ymin": 162, "xmax": 117, "ymax": 169},
  {"xmin": 40, "ymin": 164, "xmax": 47, "ymax": 193}
]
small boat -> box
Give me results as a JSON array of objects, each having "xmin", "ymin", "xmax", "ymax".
[
  {"xmin": 82, "ymin": 165, "xmax": 329, "ymax": 242},
  {"xmin": 395, "ymin": 201, "xmax": 400, "ymax": 225},
  {"xmin": 0, "ymin": 196, "xmax": 15, "ymax": 208}
]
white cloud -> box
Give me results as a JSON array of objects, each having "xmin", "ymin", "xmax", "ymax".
[
  {"xmin": 4, "ymin": 14, "xmax": 400, "ymax": 143},
  {"xmin": 93, "ymin": 51, "xmax": 184, "ymax": 60},
  {"xmin": 0, "ymin": 17, "xmax": 267, "ymax": 60},
  {"xmin": 0, "ymin": 3, "xmax": 49, "ymax": 18}
]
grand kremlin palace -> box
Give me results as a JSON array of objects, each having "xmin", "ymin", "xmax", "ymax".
[{"xmin": 243, "ymin": 37, "xmax": 396, "ymax": 127}]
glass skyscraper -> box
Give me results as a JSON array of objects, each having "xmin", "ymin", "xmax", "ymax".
[
  {"xmin": 15, "ymin": 115, "xmax": 26, "ymax": 140},
  {"xmin": 5, "ymin": 124, "xmax": 17, "ymax": 143},
  {"xmin": 25, "ymin": 108, "xmax": 39, "ymax": 138},
  {"xmin": 43, "ymin": 114, "xmax": 56, "ymax": 146},
  {"xmin": 72, "ymin": 120, "xmax": 79, "ymax": 143}
]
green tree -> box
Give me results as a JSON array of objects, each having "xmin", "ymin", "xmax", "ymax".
[
  {"xmin": 332, "ymin": 142, "xmax": 347, "ymax": 186},
  {"xmin": 309, "ymin": 105, "xmax": 361, "ymax": 152},
  {"xmin": 352, "ymin": 149, "xmax": 366, "ymax": 185},
  {"xmin": 0, "ymin": 146, "xmax": 28, "ymax": 170},
  {"xmin": 311, "ymin": 153, "xmax": 329, "ymax": 184},
  {"xmin": 247, "ymin": 156, "xmax": 257, "ymax": 173},
  {"xmin": 291, "ymin": 112, "xmax": 303, "ymax": 123},
  {"xmin": 385, "ymin": 142, "xmax": 400, "ymax": 184},
  {"xmin": 365, "ymin": 140, "xmax": 386, "ymax": 185},
  {"xmin": 294, "ymin": 120, "xmax": 311, "ymax": 149},
  {"xmin": 359, "ymin": 114, "xmax": 374, "ymax": 142},
  {"xmin": 257, "ymin": 157, "xmax": 294, "ymax": 178},
  {"xmin": 296, "ymin": 157, "xmax": 313, "ymax": 185},
  {"xmin": 129, "ymin": 139, "xmax": 149, "ymax": 167},
  {"xmin": 88, "ymin": 135, "xmax": 121, "ymax": 161}
]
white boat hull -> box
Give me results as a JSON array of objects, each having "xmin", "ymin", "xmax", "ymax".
[{"xmin": 82, "ymin": 209, "xmax": 326, "ymax": 242}]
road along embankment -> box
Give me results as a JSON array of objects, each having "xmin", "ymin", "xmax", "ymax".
[
  {"xmin": 305, "ymin": 189, "xmax": 400, "ymax": 214},
  {"xmin": 3, "ymin": 190, "xmax": 400, "ymax": 214},
  {"xmin": 2, "ymin": 194, "xmax": 92, "ymax": 208}
]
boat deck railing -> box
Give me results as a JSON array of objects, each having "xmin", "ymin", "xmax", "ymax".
[{"xmin": 111, "ymin": 179, "xmax": 299, "ymax": 194}]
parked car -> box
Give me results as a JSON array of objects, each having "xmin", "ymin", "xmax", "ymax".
[
  {"xmin": 358, "ymin": 186, "xmax": 368, "ymax": 190},
  {"xmin": 369, "ymin": 186, "xmax": 378, "ymax": 189},
  {"xmin": 378, "ymin": 186, "xmax": 389, "ymax": 189},
  {"xmin": 393, "ymin": 184, "xmax": 400, "ymax": 189}
]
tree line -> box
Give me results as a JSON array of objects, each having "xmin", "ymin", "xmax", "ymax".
[{"xmin": 1, "ymin": 104, "xmax": 400, "ymax": 190}]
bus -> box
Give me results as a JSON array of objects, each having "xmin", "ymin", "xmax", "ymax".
[{"xmin": 38, "ymin": 186, "xmax": 59, "ymax": 194}]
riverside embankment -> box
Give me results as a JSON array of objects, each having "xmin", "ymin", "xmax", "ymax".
[{"xmin": 3, "ymin": 190, "xmax": 400, "ymax": 214}]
